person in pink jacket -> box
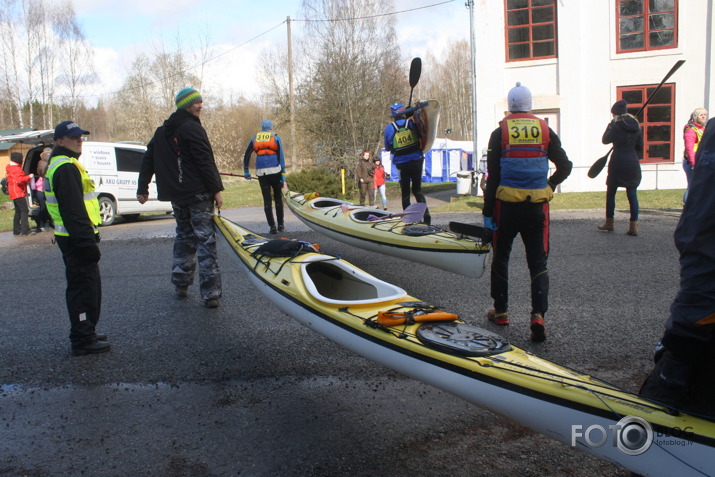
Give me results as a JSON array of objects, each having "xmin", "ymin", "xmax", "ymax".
[
  {"xmin": 5, "ymin": 152, "xmax": 33, "ymax": 235},
  {"xmin": 683, "ymin": 108, "xmax": 707, "ymax": 203}
]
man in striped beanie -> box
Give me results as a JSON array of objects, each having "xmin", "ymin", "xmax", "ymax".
[
  {"xmin": 175, "ymin": 88, "xmax": 203, "ymax": 110},
  {"xmin": 137, "ymin": 87, "xmax": 224, "ymax": 308}
]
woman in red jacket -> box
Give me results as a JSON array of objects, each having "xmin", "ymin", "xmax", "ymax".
[
  {"xmin": 5, "ymin": 152, "xmax": 33, "ymax": 235},
  {"xmin": 373, "ymin": 156, "xmax": 388, "ymax": 210}
]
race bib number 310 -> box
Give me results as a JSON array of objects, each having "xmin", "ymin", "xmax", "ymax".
[
  {"xmin": 256, "ymin": 132, "xmax": 272, "ymax": 142},
  {"xmin": 506, "ymin": 118, "xmax": 542, "ymax": 145}
]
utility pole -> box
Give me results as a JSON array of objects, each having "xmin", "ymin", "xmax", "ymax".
[
  {"xmin": 287, "ymin": 16, "xmax": 296, "ymax": 170},
  {"xmin": 466, "ymin": 1, "xmax": 478, "ymax": 165}
]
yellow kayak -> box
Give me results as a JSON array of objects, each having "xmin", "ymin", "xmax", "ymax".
[
  {"xmin": 284, "ymin": 190, "xmax": 490, "ymax": 278},
  {"xmin": 214, "ymin": 214, "xmax": 715, "ymax": 477}
]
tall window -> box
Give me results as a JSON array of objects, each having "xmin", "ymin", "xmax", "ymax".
[
  {"xmin": 617, "ymin": 84, "xmax": 675, "ymax": 163},
  {"xmin": 504, "ymin": 0, "xmax": 557, "ymax": 62},
  {"xmin": 617, "ymin": 0, "xmax": 678, "ymax": 53}
]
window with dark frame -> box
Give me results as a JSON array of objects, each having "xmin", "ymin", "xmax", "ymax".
[
  {"xmin": 617, "ymin": 84, "xmax": 675, "ymax": 164},
  {"xmin": 504, "ymin": 0, "xmax": 557, "ymax": 62},
  {"xmin": 617, "ymin": 0, "xmax": 678, "ymax": 53}
]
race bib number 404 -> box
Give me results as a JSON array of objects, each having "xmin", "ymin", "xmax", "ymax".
[{"xmin": 506, "ymin": 118, "xmax": 542, "ymax": 145}]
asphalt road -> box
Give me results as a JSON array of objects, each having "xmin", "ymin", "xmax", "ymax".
[{"xmin": 0, "ymin": 198, "xmax": 683, "ymax": 477}]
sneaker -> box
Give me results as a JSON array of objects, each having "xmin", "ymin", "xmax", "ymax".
[
  {"xmin": 530, "ymin": 313, "xmax": 546, "ymax": 342},
  {"xmin": 72, "ymin": 340, "xmax": 111, "ymax": 356},
  {"xmin": 277, "ymin": 224, "xmax": 285, "ymax": 232},
  {"xmin": 487, "ymin": 309, "xmax": 509, "ymax": 326},
  {"xmin": 204, "ymin": 298, "xmax": 219, "ymax": 308},
  {"xmin": 175, "ymin": 285, "xmax": 188, "ymax": 298},
  {"xmin": 269, "ymin": 226, "xmax": 277, "ymax": 235}
]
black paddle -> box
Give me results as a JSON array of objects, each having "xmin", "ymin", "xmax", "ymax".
[
  {"xmin": 407, "ymin": 57, "xmax": 421, "ymax": 108},
  {"xmin": 587, "ymin": 59, "xmax": 686, "ymax": 179}
]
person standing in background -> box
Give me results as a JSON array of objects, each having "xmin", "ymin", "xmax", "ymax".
[
  {"xmin": 682, "ymin": 108, "xmax": 707, "ymax": 204},
  {"xmin": 384, "ymin": 103, "xmax": 430, "ymax": 224},
  {"xmin": 597, "ymin": 99, "xmax": 643, "ymax": 236},
  {"xmin": 243, "ymin": 120, "xmax": 286, "ymax": 235},
  {"xmin": 373, "ymin": 155, "xmax": 388, "ymax": 210},
  {"xmin": 137, "ymin": 88, "xmax": 224, "ymax": 309},
  {"xmin": 356, "ymin": 150, "xmax": 375, "ymax": 207},
  {"xmin": 45, "ymin": 121, "xmax": 108, "ymax": 356},
  {"xmin": 5, "ymin": 152, "xmax": 33, "ymax": 236}
]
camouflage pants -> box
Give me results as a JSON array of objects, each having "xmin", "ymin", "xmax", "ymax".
[{"xmin": 171, "ymin": 193, "xmax": 222, "ymax": 300}]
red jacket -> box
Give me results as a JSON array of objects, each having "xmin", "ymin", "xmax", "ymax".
[{"xmin": 5, "ymin": 162, "xmax": 30, "ymax": 200}]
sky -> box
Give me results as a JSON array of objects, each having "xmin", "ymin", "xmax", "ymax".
[{"xmin": 69, "ymin": 0, "xmax": 472, "ymax": 103}]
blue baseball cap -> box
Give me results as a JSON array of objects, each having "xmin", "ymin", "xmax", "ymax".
[
  {"xmin": 390, "ymin": 103, "xmax": 405, "ymax": 117},
  {"xmin": 54, "ymin": 121, "xmax": 90, "ymax": 140}
]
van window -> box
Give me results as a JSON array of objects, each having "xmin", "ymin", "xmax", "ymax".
[{"xmin": 116, "ymin": 148, "xmax": 144, "ymax": 173}]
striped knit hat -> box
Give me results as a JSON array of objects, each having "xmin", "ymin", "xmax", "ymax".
[{"xmin": 175, "ymin": 88, "xmax": 203, "ymax": 109}]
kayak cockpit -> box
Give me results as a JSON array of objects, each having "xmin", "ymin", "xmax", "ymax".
[{"xmin": 301, "ymin": 256, "xmax": 406, "ymax": 305}]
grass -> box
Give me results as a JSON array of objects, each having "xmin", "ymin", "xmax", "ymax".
[
  {"xmin": 0, "ymin": 179, "xmax": 685, "ymax": 233},
  {"xmin": 431, "ymin": 187, "xmax": 685, "ymax": 213}
]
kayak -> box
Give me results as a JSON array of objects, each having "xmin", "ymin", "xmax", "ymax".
[
  {"xmin": 284, "ymin": 190, "xmax": 490, "ymax": 279},
  {"xmin": 214, "ymin": 214, "xmax": 715, "ymax": 477}
]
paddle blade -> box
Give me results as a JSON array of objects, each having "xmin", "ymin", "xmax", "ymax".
[
  {"xmin": 409, "ymin": 57, "xmax": 422, "ymax": 88},
  {"xmin": 400, "ymin": 202, "xmax": 428, "ymax": 223},
  {"xmin": 587, "ymin": 152, "xmax": 610, "ymax": 179}
]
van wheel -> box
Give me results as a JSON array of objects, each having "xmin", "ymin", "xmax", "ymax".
[{"xmin": 98, "ymin": 197, "xmax": 116, "ymax": 226}]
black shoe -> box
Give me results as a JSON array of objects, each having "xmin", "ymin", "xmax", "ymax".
[
  {"xmin": 96, "ymin": 333, "xmax": 108, "ymax": 341},
  {"xmin": 277, "ymin": 224, "xmax": 285, "ymax": 232},
  {"xmin": 204, "ymin": 298, "xmax": 219, "ymax": 308},
  {"xmin": 269, "ymin": 226, "xmax": 277, "ymax": 235},
  {"xmin": 175, "ymin": 285, "xmax": 188, "ymax": 298},
  {"xmin": 72, "ymin": 340, "xmax": 111, "ymax": 356}
]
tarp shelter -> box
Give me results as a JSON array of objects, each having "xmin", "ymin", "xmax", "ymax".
[{"xmin": 381, "ymin": 138, "xmax": 476, "ymax": 183}]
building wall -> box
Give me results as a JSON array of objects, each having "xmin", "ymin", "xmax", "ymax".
[{"xmin": 472, "ymin": 0, "xmax": 713, "ymax": 193}]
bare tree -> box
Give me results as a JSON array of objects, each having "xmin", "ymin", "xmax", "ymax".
[
  {"xmin": 54, "ymin": 0, "xmax": 97, "ymax": 118},
  {"xmin": 259, "ymin": 0, "xmax": 404, "ymax": 175},
  {"xmin": 0, "ymin": 0, "xmax": 25, "ymax": 127},
  {"xmin": 421, "ymin": 41, "xmax": 473, "ymax": 141}
]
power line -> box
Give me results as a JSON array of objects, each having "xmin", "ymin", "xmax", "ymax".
[{"xmin": 293, "ymin": 0, "xmax": 455, "ymax": 22}]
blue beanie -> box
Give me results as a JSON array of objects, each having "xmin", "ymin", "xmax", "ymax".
[
  {"xmin": 175, "ymin": 88, "xmax": 203, "ymax": 109},
  {"xmin": 390, "ymin": 103, "xmax": 404, "ymax": 118},
  {"xmin": 261, "ymin": 120, "xmax": 273, "ymax": 131}
]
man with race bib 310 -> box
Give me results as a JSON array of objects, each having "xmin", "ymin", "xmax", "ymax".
[{"xmin": 482, "ymin": 82, "xmax": 572, "ymax": 342}]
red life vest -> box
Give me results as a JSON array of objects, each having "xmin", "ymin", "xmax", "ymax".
[{"xmin": 253, "ymin": 131, "xmax": 280, "ymax": 156}]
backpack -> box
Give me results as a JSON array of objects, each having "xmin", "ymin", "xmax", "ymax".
[{"xmin": 1, "ymin": 177, "xmax": 8, "ymax": 195}]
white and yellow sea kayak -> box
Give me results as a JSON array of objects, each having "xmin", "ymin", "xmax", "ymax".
[
  {"xmin": 215, "ymin": 214, "xmax": 715, "ymax": 477},
  {"xmin": 284, "ymin": 190, "xmax": 490, "ymax": 279}
]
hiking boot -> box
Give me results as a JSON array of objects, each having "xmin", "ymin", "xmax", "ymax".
[
  {"xmin": 96, "ymin": 333, "xmax": 108, "ymax": 341},
  {"xmin": 269, "ymin": 226, "xmax": 277, "ymax": 235},
  {"xmin": 530, "ymin": 313, "xmax": 546, "ymax": 342},
  {"xmin": 72, "ymin": 340, "xmax": 111, "ymax": 356},
  {"xmin": 277, "ymin": 224, "xmax": 285, "ymax": 232},
  {"xmin": 175, "ymin": 285, "xmax": 188, "ymax": 298},
  {"xmin": 487, "ymin": 309, "xmax": 509, "ymax": 326},
  {"xmin": 204, "ymin": 298, "xmax": 219, "ymax": 309},
  {"xmin": 598, "ymin": 218, "xmax": 614, "ymax": 231}
]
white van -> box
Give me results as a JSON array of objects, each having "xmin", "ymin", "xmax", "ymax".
[{"xmin": 2, "ymin": 130, "xmax": 172, "ymax": 226}]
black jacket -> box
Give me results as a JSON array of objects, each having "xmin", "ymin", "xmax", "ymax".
[
  {"xmin": 602, "ymin": 115, "xmax": 643, "ymax": 189},
  {"xmin": 138, "ymin": 108, "xmax": 224, "ymax": 202},
  {"xmin": 49, "ymin": 146, "xmax": 98, "ymax": 248}
]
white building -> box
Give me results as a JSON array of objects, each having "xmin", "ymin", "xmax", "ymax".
[{"xmin": 470, "ymin": 0, "xmax": 713, "ymax": 192}]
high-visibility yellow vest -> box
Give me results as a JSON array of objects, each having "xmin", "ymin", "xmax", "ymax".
[{"xmin": 45, "ymin": 156, "xmax": 101, "ymax": 236}]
